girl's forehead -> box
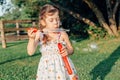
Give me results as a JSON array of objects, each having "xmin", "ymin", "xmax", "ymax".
[{"xmin": 45, "ymin": 12, "xmax": 59, "ymax": 19}]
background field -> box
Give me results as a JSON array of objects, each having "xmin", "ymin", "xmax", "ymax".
[{"xmin": 0, "ymin": 38, "xmax": 120, "ymax": 80}]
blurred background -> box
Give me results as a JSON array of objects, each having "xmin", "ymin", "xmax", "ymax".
[{"xmin": 0, "ymin": 0, "xmax": 120, "ymax": 80}]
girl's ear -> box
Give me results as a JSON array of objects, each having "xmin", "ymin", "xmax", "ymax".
[{"xmin": 40, "ymin": 20, "xmax": 46, "ymax": 27}]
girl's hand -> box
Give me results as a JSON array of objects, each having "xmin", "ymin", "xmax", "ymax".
[
  {"xmin": 59, "ymin": 46, "xmax": 68, "ymax": 57},
  {"xmin": 27, "ymin": 28, "xmax": 36, "ymax": 39}
]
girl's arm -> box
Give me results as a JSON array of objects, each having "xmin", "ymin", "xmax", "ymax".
[
  {"xmin": 27, "ymin": 30, "xmax": 40, "ymax": 56},
  {"xmin": 62, "ymin": 32, "xmax": 74, "ymax": 55}
]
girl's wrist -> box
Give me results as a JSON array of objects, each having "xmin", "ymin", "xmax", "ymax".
[
  {"xmin": 29, "ymin": 38, "xmax": 35, "ymax": 42},
  {"xmin": 29, "ymin": 37, "xmax": 35, "ymax": 40},
  {"xmin": 67, "ymin": 49, "xmax": 73, "ymax": 55}
]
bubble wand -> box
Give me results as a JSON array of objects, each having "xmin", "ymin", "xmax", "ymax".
[
  {"xmin": 28, "ymin": 27, "xmax": 70, "ymax": 33},
  {"xmin": 57, "ymin": 31, "xmax": 78, "ymax": 80}
]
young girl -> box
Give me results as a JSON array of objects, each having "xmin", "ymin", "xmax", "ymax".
[{"xmin": 27, "ymin": 4, "xmax": 78, "ymax": 80}]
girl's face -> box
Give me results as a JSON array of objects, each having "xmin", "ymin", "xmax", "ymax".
[{"xmin": 44, "ymin": 12, "xmax": 60, "ymax": 30}]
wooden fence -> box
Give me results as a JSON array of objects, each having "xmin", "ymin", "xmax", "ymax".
[{"xmin": 0, "ymin": 20, "xmax": 38, "ymax": 48}]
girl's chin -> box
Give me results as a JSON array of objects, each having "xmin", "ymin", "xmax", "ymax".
[
  {"xmin": 52, "ymin": 28, "xmax": 59, "ymax": 30},
  {"xmin": 54, "ymin": 25, "xmax": 59, "ymax": 28},
  {"xmin": 52, "ymin": 27, "xmax": 59, "ymax": 29}
]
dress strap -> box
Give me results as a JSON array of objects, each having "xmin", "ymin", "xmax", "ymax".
[{"xmin": 57, "ymin": 32, "xmax": 61, "ymax": 43}]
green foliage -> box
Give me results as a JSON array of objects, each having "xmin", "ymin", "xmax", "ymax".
[
  {"xmin": 2, "ymin": 0, "xmax": 51, "ymax": 20},
  {"xmin": 88, "ymin": 25, "xmax": 106, "ymax": 39},
  {"xmin": 4, "ymin": 23, "xmax": 16, "ymax": 28},
  {"xmin": 11, "ymin": 0, "xmax": 51, "ymax": 19},
  {"xmin": 1, "ymin": 0, "xmax": 119, "ymax": 39},
  {"xmin": 72, "ymin": 23, "xmax": 89, "ymax": 38},
  {"xmin": 3, "ymin": 8, "xmax": 21, "ymax": 20}
]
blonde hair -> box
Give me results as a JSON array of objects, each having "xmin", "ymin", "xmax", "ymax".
[
  {"xmin": 39, "ymin": 4, "xmax": 59, "ymax": 29},
  {"xmin": 39, "ymin": 4, "xmax": 59, "ymax": 44}
]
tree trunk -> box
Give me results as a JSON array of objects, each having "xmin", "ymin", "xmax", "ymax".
[
  {"xmin": 51, "ymin": 2, "xmax": 97, "ymax": 28},
  {"xmin": 106, "ymin": 0, "xmax": 119, "ymax": 37},
  {"xmin": 117, "ymin": 0, "xmax": 120, "ymax": 30},
  {"xmin": 83, "ymin": 0, "xmax": 114, "ymax": 36},
  {"xmin": 114, "ymin": 0, "xmax": 120, "ymax": 30},
  {"xmin": 51, "ymin": 2, "xmax": 101, "ymax": 36}
]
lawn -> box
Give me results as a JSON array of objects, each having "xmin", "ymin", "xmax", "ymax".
[{"xmin": 0, "ymin": 38, "xmax": 120, "ymax": 80}]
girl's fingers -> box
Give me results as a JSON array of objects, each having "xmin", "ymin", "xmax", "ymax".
[
  {"xmin": 29, "ymin": 29, "xmax": 35, "ymax": 34},
  {"xmin": 27, "ymin": 29, "xmax": 36, "ymax": 38},
  {"xmin": 60, "ymin": 47, "xmax": 68, "ymax": 56}
]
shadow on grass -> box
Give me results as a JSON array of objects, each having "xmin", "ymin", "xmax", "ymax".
[
  {"xmin": 6, "ymin": 40, "xmax": 28, "ymax": 48},
  {"xmin": 90, "ymin": 46, "xmax": 120, "ymax": 80},
  {"xmin": 0, "ymin": 53, "xmax": 40, "ymax": 65}
]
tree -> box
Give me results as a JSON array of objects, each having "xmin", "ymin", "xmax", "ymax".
[
  {"xmin": 1, "ymin": 0, "xmax": 50, "ymax": 20},
  {"xmin": 51, "ymin": 0, "xmax": 120, "ymax": 37},
  {"xmin": 84, "ymin": 0, "xmax": 120, "ymax": 37},
  {"xmin": 1, "ymin": 0, "xmax": 120, "ymax": 38},
  {"xmin": 11, "ymin": 0, "xmax": 50, "ymax": 19}
]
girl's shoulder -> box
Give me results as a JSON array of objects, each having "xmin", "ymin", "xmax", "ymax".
[
  {"xmin": 60, "ymin": 31, "xmax": 68, "ymax": 37},
  {"xmin": 59, "ymin": 31, "xmax": 69, "ymax": 42}
]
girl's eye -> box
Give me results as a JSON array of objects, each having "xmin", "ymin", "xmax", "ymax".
[
  {"xmin": 49, "ymin": 19, "xmax": 53, "ymax": 22},
  {"xmin": 49, "ymin": 18, "xmax": 60, "ymax": 22}
]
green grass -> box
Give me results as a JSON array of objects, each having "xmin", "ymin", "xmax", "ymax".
[{"xmin": 0, "ymin": 38, "xmax": 120, "ymax": 80}]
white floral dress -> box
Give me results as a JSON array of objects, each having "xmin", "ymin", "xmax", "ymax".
[{"xmin": 36, "ymin": 36, "xmax": 78, "ymax": 80}]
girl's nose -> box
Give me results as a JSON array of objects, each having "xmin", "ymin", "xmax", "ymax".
[{"xmin": 53, "ymin": 19, "xmax": 59, "ymax": 24}]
